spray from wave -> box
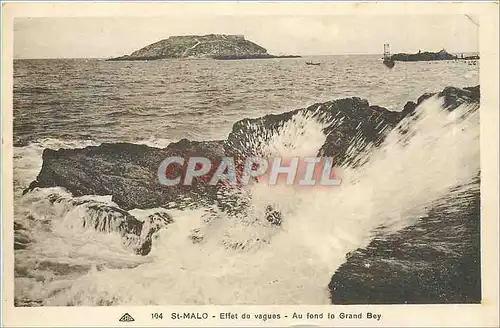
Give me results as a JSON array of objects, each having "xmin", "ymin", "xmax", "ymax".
[{"xmin": 14, "ymin": 95, "xmax": 479, "ymax": 305}]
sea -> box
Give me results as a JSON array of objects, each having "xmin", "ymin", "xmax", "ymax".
[{"xmin": 12, "ymin": 55, "xmax": 480, "ymax": 305}]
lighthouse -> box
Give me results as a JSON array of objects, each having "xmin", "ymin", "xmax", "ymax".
[{"xmin": 383, "ymin": 43, "xmax": 395, "ymax": 68}]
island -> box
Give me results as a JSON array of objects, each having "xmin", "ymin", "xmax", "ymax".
[
  {"xmin": 390, "ymin": 49, "xmax": 481, "ymax": 62},
  {"xmin": 107, "ymin": 34, "xmax": 301, "ymax": 61}
]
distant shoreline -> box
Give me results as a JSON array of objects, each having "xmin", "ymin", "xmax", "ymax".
[
  {"xmin": 390, "ymin": 49, "xmax": 480, "ymax": 62},
  {"xmin": 106, "ymin": 54, "xmax": 302, "ymax": 61},
  {"xmin": 13, "ymin": 53, "xmax": 479, "ymax": 61}
]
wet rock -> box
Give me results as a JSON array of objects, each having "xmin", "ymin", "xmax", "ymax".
[
  {"xmin": 391, "ymin": 49, "xmax": 457, "ymax": 62},
  {"xmin": 416, "ymin": 85, "xmax": 480, "ymax": 110},
  {"xmin": 225, "ymin": 96, "xmax": 404, "ymax": 168},
  {"xmin": 265, "ymin": 205, "xmax": 282, "ymax": 226},
  {"xmin": 80, "ymin": 203, "xmax": 143, "ymax": 236},
  {"xmin": 23, "ymin": 86, "xmax": 481, "ymax": 291},
  {"xmin": 326, "ymin": 87, "xmax": 481, "ymax": 304},
  {"xmin": 27, "ymin": 86, "xmax": 479, "ymax": 211},
  {"xmin": 77, "ymin": 206, "xmax": 174, "ymax": 256},
  {"xmin": 329, "ymin": 187, "xmax": 480, "ymax": 304},
  {"xmin": 136, "ymin": 211, "xmax": 174, "ymax": 255},
  {"xmin": 14, "ymin": 222, "xmax": 31, "ymax": 250},
  {"xmin": 26, "ymin": 140, "xmax": 226, "ymax": 211}
]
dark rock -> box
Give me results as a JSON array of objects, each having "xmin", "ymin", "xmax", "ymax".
[
  {"xmin": 416, "ymin": 86, "xmax": 480, "ymax": 110},
  {"xmin": 329, "ymin": 185, "xmax": 480, "ymax": 304},
  {"xmin": 136, "ymin": 211, "xmax": 174, "ymax": 255},
  {"xmin": 326, "ymin": 86, "xmax": 480, "ymax": 304},
  {"xmin": 265, "ymin": 205, "xmax": 282, "ymax": 226},
  {"xmin": 23, "ymin": 85, "xmax": 481, "ymax": 297},
  {"xmin": 391, "ymin": 49, "xmax": 457, "ymax": 62},
  {"xmin": 26, "ymin": 85, "xmax": 480, "ymax": 212},
  {"xmin": 35, "ymin": 261, "xmax": 91, "ymax": 276},
  {"xmin": 80, "ymin": 203, "xmax": 143, "ymax": 236},
  {"xmin": 14, "ymin": 222, "xmax": 32, "ymax": 250},
  {"xmin": 27, "ymin": 193, "xmax": 173, "ymax": 256},
  {"xmin": 225, "ymin": 96, "xmax": 405, "ymax": 167},
  {"xmin": 26, "ymin": 140, "xmax": 226, "ymax": 211}
]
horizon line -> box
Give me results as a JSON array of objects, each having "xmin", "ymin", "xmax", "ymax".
[{"xmin": 14, "ymin": 51, "xmax": 480, "ymax": 60}]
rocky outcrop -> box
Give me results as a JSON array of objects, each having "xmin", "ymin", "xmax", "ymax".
[
  {"xmin": 138, "ymin": 212, "xmax": 174, "ymax": 255},
  {"xmin": 23, "ymin": 86, "xmax": 481, "ymax": 302},
  {"xmin": 391, "ymin": 49, "xmax": 457, "ymax": 62},
  {"xmin": 225, "ymin": 96, "xmax": 404, "ymax": 167},
  {"xmin": 14, "ymin": 222, "xmax": 31, "ymax": 250},
  {"xmin": 226, "ymin": 86, "xmax": 479, "ymax": 166},
  {"xmin": 326, "ymin": 86, "xmax": 481, "ymax": 304},
  {"xmin": 329, "ymin": 185, "xmax": 480, "ymax": 304},
  {"xmin": 107, "ymin": 34, "xmax": 300, "ymax": 61},
  {"xmin": 47, "ymin": 193, "xmax": 173, "ymax": 255},
  {"xmin": 25, "ymin": 96, "xmax": 408, "ymax": 211},
  {"xmin": 25, "ymin": 140, "xmax": 226, "ymax": 211},
  {"xmin": 26, "ymin": 86, "xmax": 480, "ymax": 210},
  {"xmin": 416, "ymin": 85, "xmax": 480, "ymax": 109}
]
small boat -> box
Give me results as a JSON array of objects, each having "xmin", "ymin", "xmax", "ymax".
[
  {"xmin": 383, "ymin": 58, "xmax": 395, "ymax": 68},
  {"xmin": 305, "ymin": 61, "xmax": 321, "ymax": 66}
]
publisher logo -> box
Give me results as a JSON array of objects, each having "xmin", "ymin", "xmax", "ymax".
[{"xmin": 119, "ymin": 313, "xmax": 135, "ymax": 322}]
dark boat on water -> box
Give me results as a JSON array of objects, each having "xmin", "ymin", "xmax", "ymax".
[
  {"xmin": 383, "ymin": 57, "xmax": 395, "ymax": 68},
  {"xmin": 305, "ymin": 61, "xmax": 321, "ymax": 66}
]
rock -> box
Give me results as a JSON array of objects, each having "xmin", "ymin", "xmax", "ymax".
[
  {"xmin": 265, "ymin": 205, "xmax": 282, "ymax": 226},
  {"xmin": 417, "ymin": 85, "xmax": 480, "ymax": 110},
  {"xmin": 329, "ymin": 186, "xmax": 480, "ymax": 304},
  {"xmin": 326, "ymin": 87, "xmax": 480, "ymax": 304},
  {"xmin": 31, "ymin": 193, "xmax": 173, "ymax": 256},
  {"xmin": 391, "ymin": 49, "xmax": 457, "ymax": 62},
  {"xmin": 26, "ymin": 86, "xmax": 480, "ymax": 211},
  {"xmin": 22, "ymin": 85, "xmax": 481, "ymax": 301},
  {"xmin": 14, "ymin": 222, "xmax": 31, "ymax": 250},
  {"xmin": 225, "ymin": 96, "xmax": 405, "ymax": 167},
  {"xmin": 26, "ymin": 140, "xmax": 226, "ymax": 211},
  {"xmin": 137, "ymin": 211, "xmax": 174, "ymax": 255},
  {"xmin": 107, "ymin": 34, "xmax": 300, "ymax": 61},
  {"xmin": 79, "ymin": 203, "xmax": 143, "ymax": 236}
]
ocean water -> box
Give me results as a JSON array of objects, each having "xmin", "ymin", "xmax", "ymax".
[
  {"xmin": 13, "ymin": 56, "xmax": 480, "ymax": 305},
  {"xmin": 14, "ymin": 55, "xmax": 478, "ymax": 145}
]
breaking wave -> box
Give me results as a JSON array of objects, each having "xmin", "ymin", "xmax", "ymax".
[{"xmin": 14, "ymin": 95, "xmax": 479, "ymax": 305}]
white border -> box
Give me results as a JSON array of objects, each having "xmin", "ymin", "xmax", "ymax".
[{"xmin": 2, "ymin": 2, "xmax": 499, "ymax": 327}]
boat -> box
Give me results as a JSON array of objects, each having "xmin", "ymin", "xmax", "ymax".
[
  {"xmin": 305, "ymin": 61, "xmax": 321, "ymax": 66},
  {"xmin": 383, "ymin": 57, "xmax": 395, "ymax": 68},
  {"xmin": 383, "ymin": 43, "xmax": 395, "ymax": 68}
]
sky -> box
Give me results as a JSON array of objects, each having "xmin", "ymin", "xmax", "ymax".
[{"xmin": 14, "ymin": 15, "xmax": 479, "ymax": 59}]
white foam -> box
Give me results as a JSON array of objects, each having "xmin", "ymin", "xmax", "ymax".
[{"xmin": 14, "ymin": 96, "xmax": 480, "ymax": 305}]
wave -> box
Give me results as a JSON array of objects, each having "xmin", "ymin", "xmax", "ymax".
[
  {"xmin": 13, "ymin": 137, "xmax": 178, "ymax": 195},
  {"xmin": 13, "ymin": 139, "xmax": 101, "ymax": 195},
  {"xmin": 14, "ymin": 88, "xmax": 480, "ymax": 305}
]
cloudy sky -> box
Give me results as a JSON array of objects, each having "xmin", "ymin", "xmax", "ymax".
[{"xmin": 14, "ymin": 15, "xmax": 479, "ymax": 59}]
